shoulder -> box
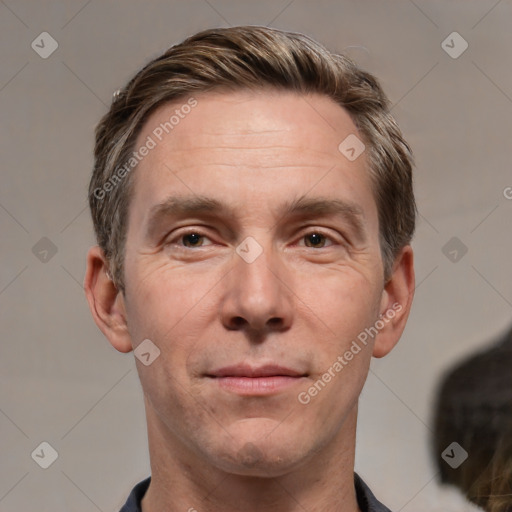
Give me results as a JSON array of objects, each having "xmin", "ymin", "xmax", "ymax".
[
  {"xmin": 119, "ymin": 476, "xmax": 151, "ymax": 512},
  {"xmin": 354, "ymin": 472, "xmax": 393, "ymax": 512}
]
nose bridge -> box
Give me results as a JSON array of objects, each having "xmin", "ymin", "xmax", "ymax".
[
  {"xmin": 221, "ymin": 233, "xmax": 293, "ymax": 331},
  {"xmin": 238, "ymin": 236, "xmax": 279, "ymax": 294}
]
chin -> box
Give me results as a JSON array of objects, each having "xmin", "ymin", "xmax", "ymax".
[
  {"xmin": 217, "ymin": 448, "xmax": 303, "ymax": 478},
  {"xmin": 206, "ymin": 429, "xmax": 310, "ymax": 477}
]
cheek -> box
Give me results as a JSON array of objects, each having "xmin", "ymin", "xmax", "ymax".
[
  {"xmin": 297, "ymin": 274, "xmax": 378, "ymax": 426},
  {"xmin": 125, "ymin": 257, "xmax": 216, "ymax": 337},
  {"xmin": 122, "ymin": 268, "xmax": 211, "ymax": 400},
  {"xmin": 125, "ymin": 271, "xmax": 214, "ymax": 429},
  {"xmin": 298, "ymin": 267, "xmax": 381, "ymax": 344}
]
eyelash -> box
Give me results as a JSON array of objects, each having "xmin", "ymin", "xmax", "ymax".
[{"xmin": 165, "ymin": 228, "xmax": 341, "ymax": 250}]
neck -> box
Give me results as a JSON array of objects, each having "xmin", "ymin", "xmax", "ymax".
[{"xmin": 141, "ymin": 400, "xmax": 361, "ymax": 512}]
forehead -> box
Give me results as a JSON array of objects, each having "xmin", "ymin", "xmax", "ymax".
[
  {"xmin": 136, "ymin": 89, "xmax": 362, "ymax": 163},
  {"xmin": 128, "ymin": 89, "xmax": 377, "ymax": 230}
]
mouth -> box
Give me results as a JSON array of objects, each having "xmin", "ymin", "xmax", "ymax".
[{"xmin": 206, "ymin": 364, "xmax": 308, "ymax": 396}]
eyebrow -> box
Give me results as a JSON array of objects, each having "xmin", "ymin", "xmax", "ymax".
[{"xmin": 144, "ymin": 194, "xmax": 366, "ymax": 242}]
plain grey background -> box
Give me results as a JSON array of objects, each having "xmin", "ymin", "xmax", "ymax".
[{"xmin": 1, "ymin": 1, "xmax": 511, "ymax": 510}]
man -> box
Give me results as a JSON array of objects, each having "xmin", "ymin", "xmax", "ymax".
[{"xmin": 84, "ymin": 26, "xmax": 415, "ymax": 512}]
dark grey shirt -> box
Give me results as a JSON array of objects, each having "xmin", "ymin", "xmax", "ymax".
[{"xmin": 119, "ymin": 472, "xmax": 392, "ymax": 511}]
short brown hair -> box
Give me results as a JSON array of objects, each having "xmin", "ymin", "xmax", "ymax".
[{"xmin": 89, "ymin": 25, "xmax": 416, "ymax": 292}]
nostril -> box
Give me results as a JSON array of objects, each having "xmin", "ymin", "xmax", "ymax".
[{"xmin": 231, "ymin": 316, "xmax": 245, "ymax": 328}]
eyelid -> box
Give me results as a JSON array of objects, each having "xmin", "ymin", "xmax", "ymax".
[
  {"xmin": 295, "ymin": 228, "xmax": 342, "ymax": 248},
  {"xmin": 165, "ymin": 228, "xmax": 215, "ymax": 248}
]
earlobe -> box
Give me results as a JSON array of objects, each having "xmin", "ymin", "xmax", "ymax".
[
  {"xmin": 372, "ymin": 245, "xmax": 415, "ymax": 358},
  {"xmin": 84, "ymin": 246, "xmax": 133, "ymax": 353}
]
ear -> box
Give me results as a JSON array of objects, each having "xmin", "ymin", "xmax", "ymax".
[
  {"xmin": 84, "ymin": 246, "xmax": 133, "ymax": 353},
  {"xmin": 372, "ymin": 245, "xmax": 415, "ymax": 358}
]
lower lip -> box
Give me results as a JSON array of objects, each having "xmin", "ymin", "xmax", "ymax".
[{"xmin": 212, "ymin": 376, "xmax": 305, "ymax": 395}]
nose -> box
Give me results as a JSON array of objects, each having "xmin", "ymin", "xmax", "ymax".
[{"xmin": 219, "ymin": 238, "xmax": 294, "ymax": 337}]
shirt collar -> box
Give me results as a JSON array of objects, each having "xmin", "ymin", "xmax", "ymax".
[{"xmin": 119, "ymin": 472, "xmax": 392, "ymax": 512}]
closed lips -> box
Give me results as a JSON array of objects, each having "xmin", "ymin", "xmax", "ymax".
[{"xmin": 207, "ymin": 364, "xmax": 307, "ymax": 378}]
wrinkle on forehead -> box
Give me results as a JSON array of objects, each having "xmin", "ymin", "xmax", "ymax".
[{"xmin": 136, "ymin": 89, "xmax": 358, "ymax": 152}]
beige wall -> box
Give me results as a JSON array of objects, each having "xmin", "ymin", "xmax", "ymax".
[{"xmin": 1, "ymin": 1, "xmax": 511, "ymax": 510}]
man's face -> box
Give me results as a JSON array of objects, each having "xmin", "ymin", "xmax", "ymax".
[{"xmin": 119, "ymin": 90, "xmax": 392, "ymax": 476}]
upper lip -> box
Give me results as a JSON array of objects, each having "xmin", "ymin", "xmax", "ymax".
[{"xmin": 207, "ymin": 364, "xmax": 306, "ymax": 378}]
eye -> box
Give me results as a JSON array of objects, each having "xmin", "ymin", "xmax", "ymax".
[
  {"xmin": 167, "ymin": 230, "xmax": 213, "ymax": 248},
  {"xmin": 299, "ymin": 231, "xmax": 335, "ymax": 249}
]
